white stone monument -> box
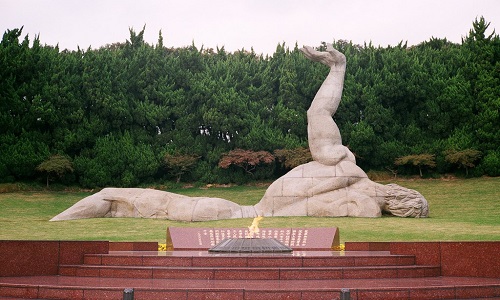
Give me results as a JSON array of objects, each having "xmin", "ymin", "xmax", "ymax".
[{"xmin": 51, "ymin": 44, "xmax": 428, "ymax": 222}]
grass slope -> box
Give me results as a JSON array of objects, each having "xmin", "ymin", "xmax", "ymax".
[{"xmin": 0, "ymin": 178, "xmax": 498, "ymax": 244}]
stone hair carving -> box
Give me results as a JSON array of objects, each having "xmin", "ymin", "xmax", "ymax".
[
  {"xmin": 51, "ymin": 44, "xmax": 429, "ymax": 222},
  {"xmin": 384, "ymin": 184, "xmax": 429, "ymax": 217}
]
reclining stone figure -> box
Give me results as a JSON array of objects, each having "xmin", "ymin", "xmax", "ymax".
[{"xmin": 51, "ymin": 44, "xmax": 428, "ymax": 222}]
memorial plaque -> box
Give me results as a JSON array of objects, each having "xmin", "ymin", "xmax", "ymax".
[{"xmin": 166, "ymin": 227, "xmax": 339, "ymax": 251}]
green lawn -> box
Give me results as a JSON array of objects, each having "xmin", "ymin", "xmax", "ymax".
[{"xmin": 0, "ymin": 178, "xmax": 499, "ymax": 244}]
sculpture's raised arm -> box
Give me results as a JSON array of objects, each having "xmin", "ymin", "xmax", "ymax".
[
  {"xmin": 300, "ymin": 44, "xmax": 354, "ymax": 166},
  {"xmin": 300, "ymin": 44, "xmax": 346, "ymax": 68}
]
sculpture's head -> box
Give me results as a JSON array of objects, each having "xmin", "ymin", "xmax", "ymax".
[{"xmin": 383, "ymin": 184, "xmax": 429, "ymax": 218}]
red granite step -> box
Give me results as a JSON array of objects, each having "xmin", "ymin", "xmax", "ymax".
[
  {"xmin": 57, "ymin": 250, "xmax": 440, "ymax": 280},
  {"xmin": 83, "ymin": 251, "xmax": 416, "ymax": 268},
  {"xmin": 54, "ymin": 250, "xmax": 435, "ymax": 281},
  {"xmin": 59, "ymin": 264, "xmax": 441, "ymax": 280}
]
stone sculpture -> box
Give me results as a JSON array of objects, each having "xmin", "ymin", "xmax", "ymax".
[
  {"xmin": 50, "ymin": 188, "xmax": 256, "ymax": 222},
  {"xmin": 255, "ymin": 44, "xmax": 428, "ymax": 218},
  {"xmin": 51, "ymin": 44, "xmax": 428, "ymax": 222}
]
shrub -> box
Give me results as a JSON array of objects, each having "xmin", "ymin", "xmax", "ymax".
[
  {"xmin": 479, "ymin": 150, "xmax": 500, "ymax": 176},
  {"xmin": 443, "ymin": 149, "xmax": 481, "ymax": 176},
  {"xmin": 395, "ymin": 154, "xmax": 436, "ymax": 177},
  {"xmin": 163, "ymin": 153, "xmax": 200, "ymax": 183},
  {"xmin": 36, "ymin": 154, "xmax": 74, "ymax": 187},
  {"xmin": 219, "ymin": 149, "xmax": 275, "ymax": 175},
  {"xmin": 74, "ymin": 132, "xmax": 159, "ymax": 188}
]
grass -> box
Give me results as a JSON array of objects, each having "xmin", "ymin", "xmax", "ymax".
[{"xmin": 0, "ymin": 178, "xmax": 499, "ymax": 244}]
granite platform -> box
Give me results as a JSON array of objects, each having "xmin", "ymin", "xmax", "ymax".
[{"xmin": 0, "ymin": 241, "xmax": 499, "ymax": 299}]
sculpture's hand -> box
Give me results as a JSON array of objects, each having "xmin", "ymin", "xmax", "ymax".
[{"xmin": 300, "ymin": 43, "xmax": 346, "ymax": 68}]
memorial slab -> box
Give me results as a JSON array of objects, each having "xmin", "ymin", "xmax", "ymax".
[{"xmin": 166, "ymin": 227, "xmax": 339, "ymax": 251}]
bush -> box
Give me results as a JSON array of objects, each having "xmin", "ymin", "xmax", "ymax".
[
  {"xmin": 0, "ymin": 136, "xmax": 50, "ymax": 180},
  {"xmin": 191, "ymin": 161, "xmax": 216, "ymax": 183},
  {"xmin": 443, "ymin": 149, "xmax": 482, "ymax": 176},
  {"xmin": 0, "ymin": 183, "xmax": 20, "ymax": 193},
  {"xmin": 36, "ymin": 154, "xmax": 74, "ymax": 187},
  {"xmin": 74, "ymin": 132, "xmax": 159, "ymax": 188},
  {"xmin": 479, "ymin": 150, "xmax": 500, "ymax": 176},
  {"xmin": 0, "ymin": 162, "xmax": 14, "ymax": 183},
  {"xmin": 395, "ymin": 154, "xmax": 436, "ymax": 177}
]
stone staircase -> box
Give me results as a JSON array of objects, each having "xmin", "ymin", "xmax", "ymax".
[
  {"xmin": 1, "ymin": 249, "xmax": 499, "ymax": 299},
  {"xmin": 60, "ymin": 251, "xmax": 440, "ymax": 280}
]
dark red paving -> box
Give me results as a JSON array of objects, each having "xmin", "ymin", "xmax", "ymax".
[
  {"xmin": 0, "ymin": 276, "xmax": 499, "ymax": 299},
  {"xmin": 1, "ymin": 274, "xmax": 499, "ymax": 289}
]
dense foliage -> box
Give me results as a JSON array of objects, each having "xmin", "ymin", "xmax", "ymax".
[{"xmin": 1, "ymin": 18, "xmax": 499, "ymax": 187}]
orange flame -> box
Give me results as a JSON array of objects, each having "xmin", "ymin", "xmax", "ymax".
[{"xmin": 246, "ymin": 216, "xmax": 263, "ymax": 238}]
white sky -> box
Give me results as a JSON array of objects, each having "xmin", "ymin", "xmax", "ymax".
[{"xmin": 1, "ymin": 0, "xmax": 499, "ymax": 55}]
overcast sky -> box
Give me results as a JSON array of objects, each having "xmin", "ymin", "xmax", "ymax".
[{"xmin": 1, "ymin": 0, "xmax": 499, "ymax": 55}]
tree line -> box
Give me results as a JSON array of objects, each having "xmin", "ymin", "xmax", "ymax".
[{"xmin": 1, "ymin": 18, "xmax": 499, "ymax": 188}]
